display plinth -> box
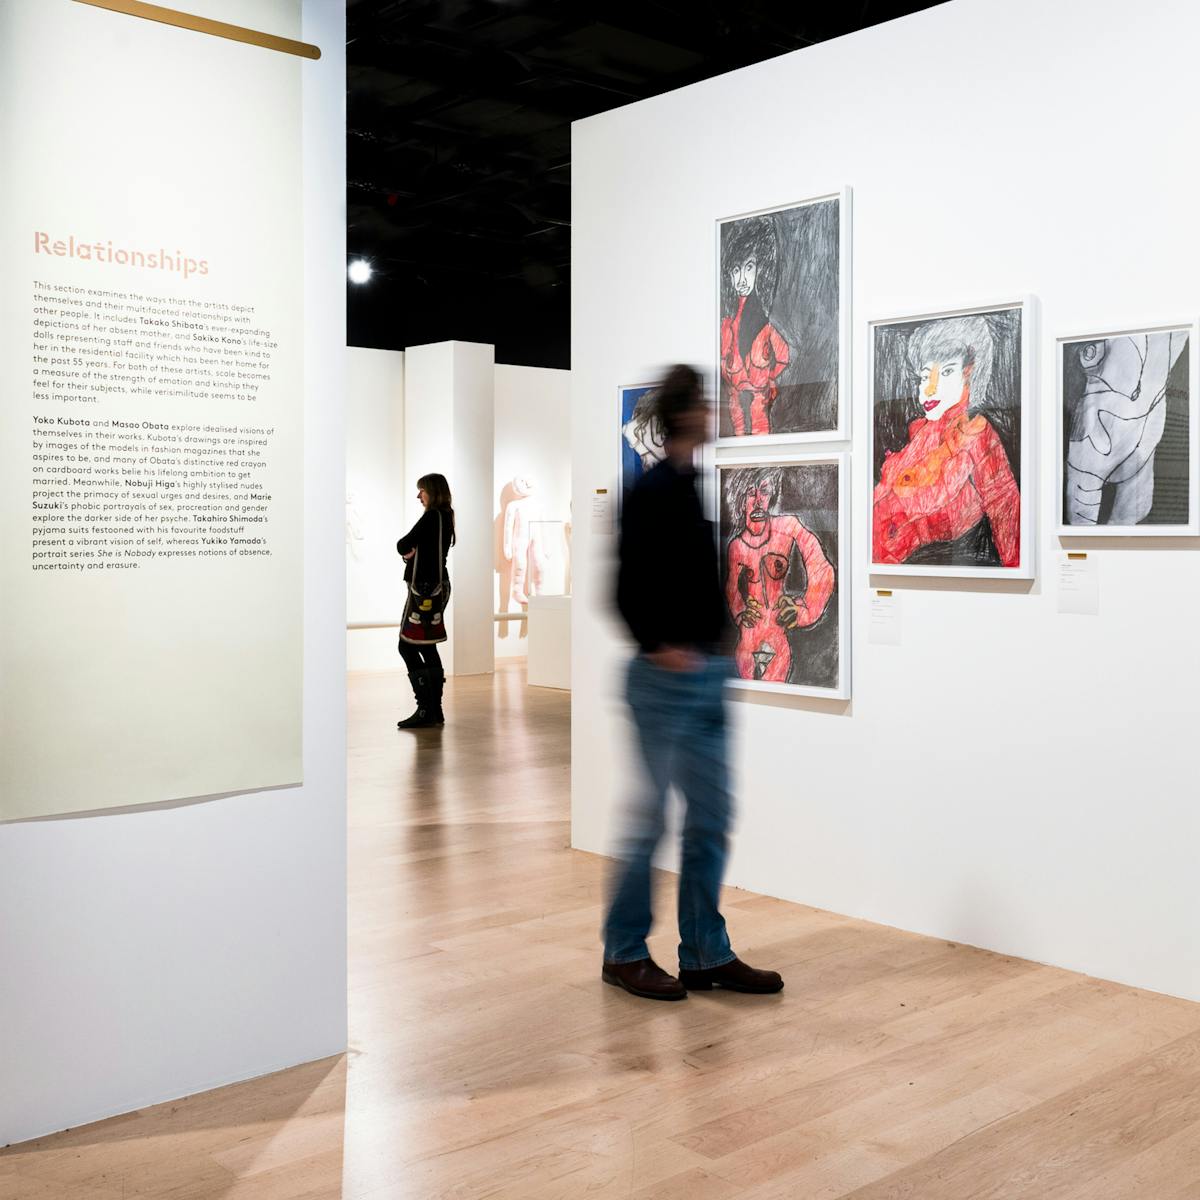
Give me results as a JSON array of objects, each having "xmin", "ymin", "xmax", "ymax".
[{"xmin": 527, "ymin": 595, "xmax": 571, "ymax": 690}]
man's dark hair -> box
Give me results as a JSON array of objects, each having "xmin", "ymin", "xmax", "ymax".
[{"xmin": 654, "ymin": 364, "xmax": 705, "ymax": 440}]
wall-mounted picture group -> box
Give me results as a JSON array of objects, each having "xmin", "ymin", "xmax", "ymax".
[{"xmin": 618, "ymin": 185, "xmax": 1200, "ymax": 703}]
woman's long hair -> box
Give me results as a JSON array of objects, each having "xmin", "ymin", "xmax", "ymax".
[
  {"xmin": 418, "ymin": 473, "xmax": 456, "ymax": 545},
  {"xmin": 720, "ymin": 215, "xmax": 779, "ymax": 319}
]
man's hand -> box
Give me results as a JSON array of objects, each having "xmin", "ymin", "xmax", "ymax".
[
  {"xmin": 735, "ymin": 597, "xmax": 764, "ymax": 628},
  {"xmin": 646, "ymin": 645, "xmax": 703, "ymax": 673},
  {"xmin": 401, "ymin": 549, "xmax": 416, "ymax": 560},
  {"xmin": 775, "ymin": 594, "xmax": 803, "ymax": 629}
]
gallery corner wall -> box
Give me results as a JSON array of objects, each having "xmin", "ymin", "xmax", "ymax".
[
  {"xmin": 403, "ymin": 341, "xmax": 495, "ymax": 677},
  {"xmin": 0, "ymin": 0, "xmax": 346, "ymax": 1146},
  {"xmin": 570, "ymin": 0, "xmax": 1200, "ymax": 1002}
]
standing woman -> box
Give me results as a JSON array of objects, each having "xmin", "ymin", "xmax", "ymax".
[{"xmin": 396, "ymin": 473, "xmax": 455, "ymax": 729}]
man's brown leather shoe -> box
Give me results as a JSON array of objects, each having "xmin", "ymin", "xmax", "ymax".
[
  {"xmin": 679, "ymin": 957, "xmax": 783, "ymax": 994},
  {"xmin": 601, "ymin": 957, "xmax": 687, "ymax": 1001}
]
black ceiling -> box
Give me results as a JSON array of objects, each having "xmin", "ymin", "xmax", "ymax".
[{"xmin": 347, "ymin": 0, "xmax": 943, "ymax": 369}]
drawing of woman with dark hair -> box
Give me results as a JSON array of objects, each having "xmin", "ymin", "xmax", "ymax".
[
  {"xmin": 720, "ymin": 217, "xmax": 791, "ymax": 436},
  {"xmin": 872, "ymin": 314, "xmax": 1021, "ymax": 567}
]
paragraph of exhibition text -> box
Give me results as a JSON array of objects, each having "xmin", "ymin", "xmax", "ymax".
[
  {"xmin": 32, "ymin": 279, "xmax": 277, "ymax": 405},
  {"xmin": 31, "ymin": 418, "xmax": 278, "ymax": 571},
  {"xmin": 28, "ymin": 280, "xmax": 283, "ymax": 571}
]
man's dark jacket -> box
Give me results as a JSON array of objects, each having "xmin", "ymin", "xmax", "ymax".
[{"xmin": 616, "ymin": 457, "xmax": 727, "ymax": 654}]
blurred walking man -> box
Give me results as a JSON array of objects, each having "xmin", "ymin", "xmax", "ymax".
[{"xmin": 602, "ymin": 364, "xmax": 784, "ymax": 1001}]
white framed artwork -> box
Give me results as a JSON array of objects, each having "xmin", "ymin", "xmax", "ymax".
[
  {"xmin": 715, "ymin": 187, "xmax": 852, "ymax": 447},
  {"xmin": 717, "ymin": 450, "xmax": 850, "ymax": 699},
  {"xmin": 868, "ymin": 297, "xmax": 1036, "ymax": 579},
  {"xmin": 1056, "ymin": 320, "xmax": 1198, "ymax": 536}
]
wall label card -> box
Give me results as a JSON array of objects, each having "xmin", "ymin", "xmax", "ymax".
[
  {"xmin": 1057, "ymin": 552, "xmax": 1099, "ymax": 616},
  {"xmin": 868, "ymin": 589, "xmax": 902, "ymax": 645},
  {"xmin": 0, "ymin": 0, "xmax": 304, "ymax": 820},
  {"xmin": 590, "ymin": 489, "xmax": 613, "ymax": 536}
]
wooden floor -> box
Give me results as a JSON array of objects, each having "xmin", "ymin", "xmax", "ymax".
[{"xmin": 4, "ymin": 664, "xmax": 1200, "ymax": 1198}]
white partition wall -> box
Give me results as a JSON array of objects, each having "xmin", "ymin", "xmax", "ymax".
[
  {"xmin": 405, "ymin": 341, "xmax": 496, "ymax": 676},
  {"xmin": 347, "ymin": 346, "xmax": 406, "ymax": 672},
  {"xmin": 0, "ymin": 0, "xmax": 347, "ymax": 1146},
  {"xmin": 494, "ymin": 364, "xmax": 572, "ymax": 659},
  {"xmin": 571, "ymin": 0, "xmax": 1200, "ymax": 1001}
]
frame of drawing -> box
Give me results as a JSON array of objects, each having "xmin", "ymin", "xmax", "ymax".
[
  {"xmin": 868, "ymin": 297, "xmax": 1036, "ymax": 579},
  {"xmin": 1056, "ymin": 319, "xmax": 1198, "ymax": 537},
  {"xmin": 717, "ymin": 451, "xmax": 850, "ymax": 699},
  {"xmin": 715, "ymin": 188, "xmax": 852, "ymax": 447},
  {"xmin": 618, "ymin": 382, "xmax": 664, "ymax": 511}
]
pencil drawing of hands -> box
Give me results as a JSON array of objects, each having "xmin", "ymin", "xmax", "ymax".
[{"xmin": 1065, "ymin": 331, "xmax": 1187, "ymax": 525}]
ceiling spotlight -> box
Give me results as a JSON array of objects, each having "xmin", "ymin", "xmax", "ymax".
[{"xmin": 348, "ymin": 259, "xmax": 372, "ymax": 285}]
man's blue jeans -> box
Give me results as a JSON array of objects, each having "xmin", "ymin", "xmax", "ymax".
[{"xmin": 603, "ymin": 653, "xmax": 736, "ymax": 972}]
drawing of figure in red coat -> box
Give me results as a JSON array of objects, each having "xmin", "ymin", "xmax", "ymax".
[
  {"xmin": 872, "ymin": 313, "xmax": 1022, "ymax": 569},
  {"xmin": 724, "ymin": 467, "xmax": 835, "ymax": 683},
  {"xmin": 720, "ymin": 217, "xmax": 791, "ymax": 437}
]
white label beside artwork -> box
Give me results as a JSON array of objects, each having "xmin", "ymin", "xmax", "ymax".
[
  {"xmin": 868, "ymin": 590, "xmax": 902, "ymax": 645},
  {"xmin": 0, "ymin": 0, "xmax": 304, "ymax": 819},
  {"xmin": 1057, "ymin": 553, "xmax": 1099, "ymax": 615},
  {"xmin": 590, "ymin": 489, "xmax": 613, "ymax": 535}
]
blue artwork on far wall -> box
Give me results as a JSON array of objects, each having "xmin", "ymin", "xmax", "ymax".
[{"xmin": 619, "ymin": 384, "xmax": 665, "ymax": 505}]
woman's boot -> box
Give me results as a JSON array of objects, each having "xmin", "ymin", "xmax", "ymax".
[
  {"xmin": 397, "ymin": 669, "xmax": 437, "ymax": 729},
  {"xmin": 428, "ymin": 667, "xmax": 445, "ymax": 725}
]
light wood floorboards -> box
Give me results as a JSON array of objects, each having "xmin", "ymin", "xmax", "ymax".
[{"xmin": 3, "ymin": 665, "xmax": 1200, "ymax": 1198}]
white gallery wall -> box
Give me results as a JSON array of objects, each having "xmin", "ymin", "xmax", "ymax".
[
  {"xmin": 494, "ymin": 364, "xmax": 572, "ymax": 659},
  {"xmin": 346, "ymin": 346, "xmax": 406, "ymax": 672},
  {"xmin": 0, "ymin": 0, "xmax": 346, "ymax": 1146},
  {"xmin": 571, "ymin": 0, "xmax": 1200, "ymax": 1001}
]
